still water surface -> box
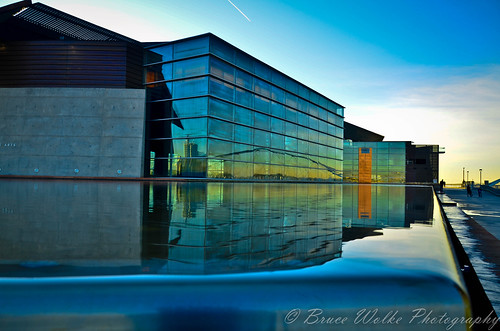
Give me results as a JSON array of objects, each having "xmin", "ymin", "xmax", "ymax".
[{"xmin": 0, "ymin": 180, "xmax": 434, "ymax": 277}]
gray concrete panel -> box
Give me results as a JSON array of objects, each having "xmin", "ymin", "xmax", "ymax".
[{"xmin": 0, "ymin": 87, "xmax": 146, "ymax": 177}]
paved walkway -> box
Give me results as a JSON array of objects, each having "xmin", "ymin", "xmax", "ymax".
[
  {"xmin": 438, "ymin": 188, "xmax": 500, "ymax": 317},
  {"xmin": 444, "ymin": 188, "xmax": 500, "ymax": 240}
]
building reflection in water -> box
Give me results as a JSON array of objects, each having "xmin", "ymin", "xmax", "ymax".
[
  {"xmin": 143, "ymin": 182, "xmax": 343, "ymax": 274},
  {"xmin": 0, "ymin": 180, "xmax": 434, "ymax": 277},
  {"xmin": 342, "ymin": 184, "xmax": 434, "ymax": 241}
]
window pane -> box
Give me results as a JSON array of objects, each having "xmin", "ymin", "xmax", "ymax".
[
  {"xmin": 298, "ymin": 139, "xmax": 308, "ymax": 154},
  {"xmin": 317, "ymin": 107, "xmax": 328, "ymax": 122},
  {"xmin": 235, "ymin": 51, "xmax": 254, "ymax": 72},
  {"xmin": 209, "ymin": 98, "xmax": 233, "ymax": 121},
  {"xmin": 210, "ymin": 57, "xmax": 235, "ymax": 83},
  {"xmin": 285, "ymin": 92, "xmax": 298, "ymax": 109},
  {"xmin": 170, "ymin": 138, "xmax": 207, "ymax": 157},
  {"xmin": 327, "ymin": 111, "xmax": 338, "ymax": 125},
  {"xmin": 297, "ymin": 125, "xmax": 308, "ymax": 140},
  {"xmin": 234, "ymin": 106, "xmax": 254, "ymax": 126},
  {"xmin": 172, "ymin": 97, "xmax": 208, "ymax": 118},
  {"xmin": 297, "ymin": 99, "xmax": 308, "ymax": 113},
  {"xmin": 309, "ymin": 142, "xmax": 319, "ymax": 156},
  {"xmin": 208, "ymin": 118, "xmax": 233, "ymax": 140},
  {"xmin": 171, "ymin": 117, "xmax": 207, "ymax": 138},
  {"xmin": 235, "ymin": 69, "xmax": 253, "ymax": 89},
  {"xmin": 285, "ymin": 122, "xmax": 297, "ymax": 137},
  {"xmin": 270, "ymin": 117, "xmax": 283, "ymax": 134},
  {"xmin": 271, "ymin": 102, "xmax": 285, "ymax": 119},
  {"xmin": 208, "ymin": 138, "xmax": 233, "ymax": 158},
  {"xmin": 284, "ymin": 165, "xmax": 297, "ymax": 178},
  {"xmin": 254, "ymin": 148, "xmax": 270, "ymax": 163},
  {"xmin": 271, "ymin": 133, "xmax": 284, "ymax": 150},
  {"xmin": 318, "ymin": 119, "xmax": 328, "ymax": 134},
  {"xmin": 285, "ymin": 136, "xmax": 297, "ymax": 152},
  {"xmin": 310, "ymin": 91, "xmax": 320, "ymax": 105},
  {"xmin": 298, "ymin": 85, "xmax": 310, "ymax": 100},
  {"xmin": 208, "ymin": 159, "xmax": 232, "ymax": 178},
  {"xmin": 146, "ymin": 82, "xmax": 173, "ymax": 102},
  {"xmin": 254, "ymin": 129, "xmax": 270, "ymax": 147},
  {"xmin": 173, "ymin": 77, "xmax": 208, "ymax": 98},
  {"xmin": 254, "ymin": 112, "xmax": 270, "ymax": 131},
  {"xmin": 149, "ymin": 118, "xmax": 207, "ymax": 140},
  {"xmin": 285, "ymin": 78, "xmax": 299, "ymax": 94},
  {"xmin": 308, "ymin": 129, "xmax": 318, "ymax": 143},
  {"xmin": 309, "ymin": 117, "xmax": 319, "ymax": 130},
  {"xmin": 210, "ymin": 36, "xmax": 235, "ymax": 63},
  {"xmin": 149, "ymin": 100, "xmax": 173, "ymax": 120},
  {"xmin": 235, "ymin": 87, "xmax": 253, "ymax": 108},
  {"xmin": 165, "ymin": 157, "xmax": 207, "ymax": 178},
  {"xmin": 308, "ymin": 103, "xmax": 319, "ymax": 118},
  {"xmin": 319, "ymin": 96, "xmax": 328, "ymax": 109},
  {"xmin": 318, "ymin": 132, "xmax": 328, "ymax": 145},
  {"xmin": 318, "ymin": 145, "xmax": 327, "ymax": 158},
  {"xmin": 233, "ymin": 161, "xmax": 253, "ymax": 178},
  {"xmin": 209, "ymin": 77, "xmax": 234, "ymax": 101},
  {"xmin": 271, "ymin": 85, "xmax": 284, "ymax": 103},
  {"xmin": 145, "ymin": 63, "xmax": 172, "ymax": 83},
  {"xmin": 271, "ymin": 71, "xmax": 284, "ymax": 87},
  {"xmin": 270, "ymin": 148, "xmax": 285, "ymax": 165},
  {"xmin": 173, "ymin": 56, "xmax": 208, "ymax": 79},
  {"xmin": 254, "ymin": 62, "xmax": 271, "ymax": 81},
  {"xmin": 234, "ymin": 144, "xmax": 253, "ymax": 162},
  {"xmin": 285, "ymin": 107, "xmax": 297, "ymax": 122},
  {"xmin": 254, "ymin": 95, "xmax": 270, "ymax": 114},
  {"xmin": 174, "ymin": 36, "xmax": 209, "ymax": 59},
  {"xmin": 145, "ymin": 45, "xmax": 172, "ymax": 64},
  {"xmin": 254, "ymin": 79, "xmax": 271, "ymax": 98},
  {"xmin": 234, "ymin": 125, "xmax": 253, "ymax": 144}
]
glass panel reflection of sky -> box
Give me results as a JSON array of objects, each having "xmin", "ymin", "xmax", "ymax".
[{"xmin": 0, "ymin": 180, "xmax": 433, "ymax": 277}]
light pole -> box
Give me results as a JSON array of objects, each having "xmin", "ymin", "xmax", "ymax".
[
  {"xmin": 462, "ymin": 167, "xmax": 465, "ymax": 186},
  {"xmin": 480, "ymin": 169, "xmax": 482, "ymax": 186}
]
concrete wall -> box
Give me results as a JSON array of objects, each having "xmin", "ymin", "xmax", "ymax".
[{"xmin": 0, "ymin": 87, "xmax": 146, "ymax": 177}]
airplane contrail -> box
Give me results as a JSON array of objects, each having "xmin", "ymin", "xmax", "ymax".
[{"xmin": 227, "ymin": 0, "xmax": 251, "ymax": 22}]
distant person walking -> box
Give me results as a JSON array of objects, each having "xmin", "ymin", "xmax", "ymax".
[
  {"xmin": 466, "ymin": 184, "xmax": 473, "ymax": 197},
  {"xmin": 439, "ymin": 179, "xmax": 445, "ymax": 193},
  {"xmin": 478, "ymin": 186, "xmax": 482, "ymax": 198}
]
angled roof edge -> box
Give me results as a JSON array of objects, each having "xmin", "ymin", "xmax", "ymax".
[
  {"xmin": 10, "ymin": 2, "xmax": 140, "ymax": 45},
  {"xmin": 0, "ymin": 0, "xmax": 32, "ymax": 15}
]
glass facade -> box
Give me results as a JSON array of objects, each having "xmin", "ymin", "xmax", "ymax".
[
  {"xmin": 343, "ymin": 141, "xmax": 407, "ymax": 183},
  {"xmin": 144, "ymin": 34, "xmax": 344, "ymax": 180}
]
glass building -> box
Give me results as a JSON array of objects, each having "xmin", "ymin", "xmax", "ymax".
[
  {"xmin": 343, "ymin": 141, "xmax": 442, "ymax": 184},
  {"xmin": 144, "ymin": 34, "xmax": 344, "ymax": 180},
  {"xmin": 343, "ymin": 141, "xmax": 407, "ymax": 183}
]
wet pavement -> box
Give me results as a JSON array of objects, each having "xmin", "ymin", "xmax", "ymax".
[
  {"xmin": 439, "ymin": 188, "xmax": 500, "ymax": 316},
  {"xmin": 444, "ymin": 188, "xmax": 500, "ymax": 240}
]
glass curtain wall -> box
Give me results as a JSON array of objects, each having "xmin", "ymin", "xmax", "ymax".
[
  {"xmin": 343, "ymin": 141, "xmax": 406, "ymax": 183},
  {"xmin": 144, "ymin": 34, "xmax": 344, "ymax": 180}
]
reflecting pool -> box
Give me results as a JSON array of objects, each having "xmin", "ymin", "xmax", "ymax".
[
  {"xmin": 0, "ymin": 180, "xmax": 472, "ymax": 331},
  {"xmin": 0, "ymin": 180, "xmax": 435, "ymax": 277}
]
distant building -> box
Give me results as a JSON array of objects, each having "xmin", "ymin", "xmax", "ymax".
[{"xmin": 343, "ymin": 122, "xmax": 444, "ymax": 184}]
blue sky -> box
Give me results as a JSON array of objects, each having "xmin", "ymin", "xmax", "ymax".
[{"xmin": 3, "ymin": 0, "xmax": 499, "ymax": 183}]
